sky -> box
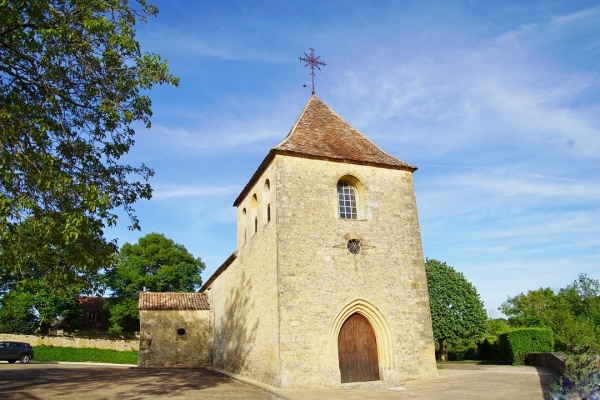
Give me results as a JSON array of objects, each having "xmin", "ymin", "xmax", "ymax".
[{"xmin": 107, "ymin": 0, "xmax": 600, "ymax": 316}]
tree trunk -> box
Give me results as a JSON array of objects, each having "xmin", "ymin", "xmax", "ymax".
[{"xmin": 438, "ymin": 339, "xmax": 448, "ymax": 361}]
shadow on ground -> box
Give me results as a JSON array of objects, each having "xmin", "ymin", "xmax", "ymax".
[{"xmin": 0, "ymin": 363, "xmax": 280, "ymax": 400}]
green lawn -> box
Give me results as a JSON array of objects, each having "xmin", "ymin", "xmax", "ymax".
[{"xmin": 34, "ymin": 346, "xmax": 138, "ymax": 364}]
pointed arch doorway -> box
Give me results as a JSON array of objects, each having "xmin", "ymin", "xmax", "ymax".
[{"xmin": 337, "ymin": 313, "xmax": 380, "ymax": 383}]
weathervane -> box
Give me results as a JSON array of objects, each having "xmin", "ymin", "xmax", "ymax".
[{"xmin": 299, "ymin": 48, "xmax": 326, "ymax": 95}]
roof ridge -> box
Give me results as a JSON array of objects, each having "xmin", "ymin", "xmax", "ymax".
[
  {"xmin": 273, "ymin": 94, "xmax": 318, "ymax": 147},
  {"xmin": 273, "ymin": 96, "xmax": 416, "ymax": 170}
]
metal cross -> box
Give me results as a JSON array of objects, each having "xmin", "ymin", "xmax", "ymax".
[{"xmin": 299, "ymin": 48, "xmax": 326, "ymax": 95}]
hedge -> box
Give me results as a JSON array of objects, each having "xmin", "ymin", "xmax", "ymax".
[
  {"xmin": 498, "ymin": 328, "xmax": 554, "ymax": 365},
  {"xmin": 34, "ymin": 346, "xmax": 138, "ymax": 364}
]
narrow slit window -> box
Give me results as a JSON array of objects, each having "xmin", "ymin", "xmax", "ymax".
[
  {"xmin": 254, "ymin": 217, "xmax": 258, "ymax": 233},
  {"xmin": 267, "ymin": 203, "xmax": 271, "ymax": 223},
  {"xmin": 337, "ymin": 182, "xmax": 357, "ymax": 219}
]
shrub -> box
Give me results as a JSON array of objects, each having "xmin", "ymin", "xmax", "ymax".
[
  {"xmin": 498, "ymin": 328, "xmax": 554, "ymax": 365},
  {"xmin": 478, "ymin": 338, "xmax": 498, "ymax": 361},
  {"xmin": 549, "ymin": 344, "xmax": 600, "ymax": 400},
  {"xmin": 35, "ymin": 346, "xmax": 138, "ymax": 364},
  {"xmin": 448, "ymin": 344, "xmax": 479, "ymax": 361}
]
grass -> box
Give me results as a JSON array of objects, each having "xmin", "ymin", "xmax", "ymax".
[{"xmin": 34, "ymin": 345, "xmax": 138, "ymax": 365}]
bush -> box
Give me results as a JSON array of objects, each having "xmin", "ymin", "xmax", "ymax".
[
  {"xmin": 549, "ymin": 344, "xmax": 600, "ymax": 400},
  {"xmin": 448, "ymin": 344, "xmax": 479, "ymax": 361},
  {"xmin": 35, "ymin": 346, "xmax": 138, "ymax": 364},
  {"xmin": 478, "ymin": 338, "xmax": 498, "ymax": 361},
  {"xmin": 498, "ymin": 328, "xmax": 554, "ymax": 365}
]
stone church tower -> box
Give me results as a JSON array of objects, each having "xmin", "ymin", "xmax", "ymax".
[{"xmin": 199, "ymin": 95, "xmax": 437, "ymax": 387}]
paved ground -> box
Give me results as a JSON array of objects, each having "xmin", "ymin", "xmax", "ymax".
[{"xmin": 0, "ymin": 361, "xmax": 558, "ymax": 400}]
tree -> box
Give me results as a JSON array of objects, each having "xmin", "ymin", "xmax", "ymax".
[
  {"xmin": 501, "ymin": 274, "xmax": 600, "ymax": 350},
  {"xmin": 499, "ymin": 287, "xmax": 558, "ymax": 328},
  {"xmin": 425, "ymin": 258, "xmax": 487, "ymax": 360},
  {"xmin": 0, "ymin": 1, "xmax": 178, "ymax": 306},
  {"xmin": 104, "ymin": 233, "xmax": 205, "ymax": 333},
  {"xmin": 0, "ymin": 291, "xmax": 39, "ymax": 334},
  {"xmin": 0, "ymin": 217, "xmax": 116, "ymax": 332}
]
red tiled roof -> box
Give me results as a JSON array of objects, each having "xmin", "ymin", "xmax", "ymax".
[
  {"xmin": 274, "ymin": 96, "xmax": 416, "ymax": 170},
  {"xmin": 233, "ymin": 96, "xmax": 416, "ymax": 206},
  {"xmin": 138, "ymin": 292, "xmax": 210, "ymax": 311}
]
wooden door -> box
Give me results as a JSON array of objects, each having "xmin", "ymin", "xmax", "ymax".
[{"xmin": 338, "ymin": 313, "xmax": 380, "ymax": 383}]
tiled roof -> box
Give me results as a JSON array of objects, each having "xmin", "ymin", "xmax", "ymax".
[
  {"xmin": 274, "ymin": 96, "xmax": 417, "ymax": 170},
  {"xmin": 233, "ymin": 96, "xmax": 416, "ymax": 206},
  {"xmin": 138, "ymin": 292, "xmax": 210, "ymax": 311}
]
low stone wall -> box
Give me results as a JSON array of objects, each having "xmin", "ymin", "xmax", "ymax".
[
  {"xmin": 527, "ymin": 352, "xmax": 566, "ymax": 375},
  {"xmin": 0, "ymin": 334, "xmax": 138, "ymax": 352}
]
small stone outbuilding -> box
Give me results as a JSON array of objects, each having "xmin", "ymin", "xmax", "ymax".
[{"xmin": 138, "ymin": 292, "xmax": 211, "ymax": 368}]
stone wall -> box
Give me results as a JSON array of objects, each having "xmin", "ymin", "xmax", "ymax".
[
  {"xmin": 274, "ymin": 156, "xmax": 437, "ymax": 387},
  {"xmin": 527, "ymin": 352, "xmax": 567, "ymax": 375},
  {"xmin": 206, "ymin": 161, "xmax": 282, "ymax": 385},
  {"xmin": 0, "ymin": 333, "xmax": 138, "ymax": 351},
  {"xmin": 206, "ymin": 154, "xmax": 437, "ymax": 388},
  {"xmin": 138, "ymin": 309, "xmax": 211, "ymax": 368}
]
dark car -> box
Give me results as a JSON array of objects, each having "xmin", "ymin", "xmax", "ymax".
[{"xmin": 0, "ymin": 341, "xmax": 34, "ymax": 364}]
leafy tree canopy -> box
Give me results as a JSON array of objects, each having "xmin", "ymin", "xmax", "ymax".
[
  {"xmin": 0, "ymin": 291, "xmax": 39, "ymax": 334},
  {"xmin": 500, "ymin": 274, "xmax": 600, "ymax": 350},
  {"xmin": 425, "ymin": 258, "xmax": 487, "ymax": 360},
  {"xmin": 0, "ymin": 0, "xmax": 178, "ymax": 300},
  {"xmin": 104, "ymin": 233, "xmax": 205, "ymax": 333}
]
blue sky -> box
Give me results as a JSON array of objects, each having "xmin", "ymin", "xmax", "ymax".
[{"xmin": 107, "ymin": 0, "xmax": 600, "ymax": 316}]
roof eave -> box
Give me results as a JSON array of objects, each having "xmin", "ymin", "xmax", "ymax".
[
  {"xmin": 232, "ymin": 149, "xmax": 417, "ymax": 208},
  {"xmin": 199, "ymin": 252, "xmax": 237, "ymax": 292}
]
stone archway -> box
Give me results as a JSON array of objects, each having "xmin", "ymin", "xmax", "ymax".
[{"xmin": 331, "ymin": 299, "xmax": 392, "ymax": 384}]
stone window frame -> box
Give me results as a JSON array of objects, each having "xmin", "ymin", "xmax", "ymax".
[
  {"xmin": 337, "ymin": 175, "xmax": 364, "ymax": 220},
  {"xmin": 264, "ymin": 179, "xmax": 271, "ymax": 225},
  {"xmin": 242, "ymin": 208, "xmax": 247, "ymax": 245},
  {"xmin": 250, "ymin": 194, "xmax": 258, "ymax": 235}
]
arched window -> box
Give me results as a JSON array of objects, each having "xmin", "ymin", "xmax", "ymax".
[
  {"xmin": 242, "ymin": 208, "xmax": 247, "ymax": 244},
  {"xmin": 264, "ymin": 180, "xmax": 271, "ymax": 224},
  {"xmin": 250, "ymin": 194, "xmax": 258, "ymax": 235},
  {"xmin": 337, "ymin": 181, "xmax": 358, "ymax": 219}
]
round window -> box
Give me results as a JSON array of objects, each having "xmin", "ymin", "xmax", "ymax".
[
  {"xmin": 347, "ymin": 239, "xmax": 361, "ymax": 255},
  {"xmin": 177, "ymin": 328, "xmax": 186, "ymax": 335}
]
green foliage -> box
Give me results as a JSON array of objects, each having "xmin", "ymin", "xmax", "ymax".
[
  {"xmin": 477, "ymin": 316, "xmax": 510, "ymax": 361},
  {"xmin": 35, "ymin": 345, "xmax": 137, "ymax": 364},
  {"xmin": 549, "ymin": 344, "xmax": 600, "ymax": 400},
  {"xmin": 486, "ymin": 317, "xmax": 510, "ymax": 338},
  {"xmin": 500, "ymin": 274, "xmax": 600, "ymax": 350},
  {"xmin": 497, "ymin": 328, "xmax": 554, "ymax": 365},
  {"xmin": 478, "ymin": 338, "xmax": 498, "ymax": 361},
  {"xmin": 104, "ymin": 233, "xmax": 205, "ymax": 333},
  {"xmin": 447, "ymin": 343, "xmax": 478, "ymax": 361},
  {"xmin": 0, "ymin": 0, "xmax": 178, "ymax": 307},
  {"xmin": 425, "ymin": 258, "xmax": 487, "ymax": 360},
  {"xmin": 0, "ymin": 291, "xmax": 39, "ymax": 333}
]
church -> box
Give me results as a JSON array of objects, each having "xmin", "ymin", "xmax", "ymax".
[{"xmin": 138, "ymin": 94, "xmax": 438, "ymax": 388}]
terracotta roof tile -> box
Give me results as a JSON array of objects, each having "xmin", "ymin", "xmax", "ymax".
[
  {"xmin": 274, "ymin": 96, "xmax": 417, "ymax": 170},
  {"xmin": 234, "ymin": 96, "xmax": 416, "ymax": 206},
  {"xmin": 138, "ymin": 292, "xmax": 210, "ymax": 311}
]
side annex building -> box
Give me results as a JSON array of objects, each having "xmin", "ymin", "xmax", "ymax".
[{"xmin": 138, "ymin": 95, "xmax": 438, "ymax": 388}]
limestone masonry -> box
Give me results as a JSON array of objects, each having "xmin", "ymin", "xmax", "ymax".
[{"xmin": 138, "ymin": 96, "xmax": 438, "ymax": 388}]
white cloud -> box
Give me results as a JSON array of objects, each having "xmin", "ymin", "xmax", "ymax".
[{"xmin": 153, "ymin": 184, "xmax": 241, "ymax": 199}]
